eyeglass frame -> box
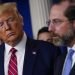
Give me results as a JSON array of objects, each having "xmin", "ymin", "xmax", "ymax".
[{"xmin": 46, "ymin": 19, "xmax": 69, "ymax": 26}]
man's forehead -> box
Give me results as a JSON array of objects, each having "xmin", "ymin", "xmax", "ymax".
[
  {"xmin": 50, "ymin": 1, "xmax": 69, "ymax": 14},
  {"xmin": 49, "ymin": 4, "xmax": 68, "ymax": 19},
  {"xmin": 0, "ymin": 10, "xmax": 16, "ymax": 21},
  {"xmin": 60, "ymin": 0, "xmax": 70, "ymax": 7},
  {"xmin": 0, "ymin": 9, "xmax": 15, "ymax": 16},
  {"xmin": 51, "ymin": 5, "xmax": 66, "ymax": 12},
  {"xmin": 50, "ymin": 5, "xmax": 64, "ymax": 15},
  {"xmin": 0, "ymin": 8, "xmax": 15, "ymax": 16}
]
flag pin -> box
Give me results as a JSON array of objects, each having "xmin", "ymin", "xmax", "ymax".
[{"xmin": 32, "ymin": 51, "xmax": 36, "ymax": 54}]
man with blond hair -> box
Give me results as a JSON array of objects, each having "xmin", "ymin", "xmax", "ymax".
[{"xmin": 0, "ymin": 2, "xmax": 60, "ymax": 75}]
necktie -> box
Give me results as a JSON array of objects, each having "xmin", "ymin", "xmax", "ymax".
[
  {"xmin": 8, "ymin": 48, "xmax": 18, "ymax": 75},
  {"xmin": 62, "ymin": 49, "xmax": 74, "ymax": 75}
]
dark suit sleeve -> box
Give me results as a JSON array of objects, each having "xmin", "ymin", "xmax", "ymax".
[
  {"xmin": 26, "ymin": 38, "xmax": 61, "ymax": 75},
  {"xmin": 53, "ymin": 49, "xmax": 67, "ymax": 75},
  {"xmin": 33, "ymin": 40, "xmax": 61, "ymax": 75}
]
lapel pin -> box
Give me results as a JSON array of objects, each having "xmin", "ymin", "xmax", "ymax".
[{"xmin": 32, "ymin": 51, "xmax": 36, "ymax": 55}]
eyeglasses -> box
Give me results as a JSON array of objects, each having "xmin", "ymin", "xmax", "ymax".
[{"xmin": 46, "ymin": 19, "xmax": 68, "ymax": 26}]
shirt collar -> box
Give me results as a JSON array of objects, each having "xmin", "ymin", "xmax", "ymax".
[
  {"xmin": 5, "ymin": 32, "xmax": 27, "ymax": 55},
  {"xmin": 67, "ymin": 44, "xmax": 75, "ymax": 52}
]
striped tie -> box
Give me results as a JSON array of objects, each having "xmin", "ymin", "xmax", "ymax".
[{"xmin": 8, "ymin": 48, "xmax": 18, "ymax": 75}]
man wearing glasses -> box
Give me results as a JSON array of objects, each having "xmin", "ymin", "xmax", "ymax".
[{"xmin": 48, "ymin": 0, "xmax": 75, "ymax": 75}]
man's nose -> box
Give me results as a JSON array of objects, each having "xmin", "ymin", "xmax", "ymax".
[
  {"xmin": 4, "ymin": 22, "xmax": 11, "ymax": 30},
  {"xmin": 48, "ymin": 23, "xmax": 55, "ymax": 32}
]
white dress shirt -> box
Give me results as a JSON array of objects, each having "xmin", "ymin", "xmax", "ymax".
[{"xmin": 4, "ymin": 33, "xmax": 27, "ymax": 75}]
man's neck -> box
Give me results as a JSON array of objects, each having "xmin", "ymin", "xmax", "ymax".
[{"xmin": 67, "ymin": 39, "xmax": 75, "ymax": 47}]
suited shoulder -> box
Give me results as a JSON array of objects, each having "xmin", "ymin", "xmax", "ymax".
[
  {"xmin": 27, "ymin": 37, "xmax": 60, "ymax": 57},
  {"xmin": 0, "ymin": 43, "xmax": 5, "ymax": 50},
  {"xmin": 27, "ymin": 37, "xmax": 56, "ymax": 50}
]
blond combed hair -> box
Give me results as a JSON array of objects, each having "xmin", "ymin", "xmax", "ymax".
[{"xmin": 0, "ymin": 2, "xmax": 18, "ymax": 15}]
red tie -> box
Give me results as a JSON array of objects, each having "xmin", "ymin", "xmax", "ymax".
[{"xmin": 8, "ymin": 48, "xmax": 18, "ymax": 75}]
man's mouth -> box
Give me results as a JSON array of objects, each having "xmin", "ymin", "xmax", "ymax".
[{"xmin": 7, "ymin": 32, "xmax": 15, "ymax": 37}]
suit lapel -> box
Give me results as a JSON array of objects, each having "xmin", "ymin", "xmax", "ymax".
[
  {"xmin": 0, "ymin": 38, "xmax": 38, "ymax": 75},
  {"xmin": 54, "ymin": 46, "xmax": 67, "ymax": 75},
  {"xmin": 0, "ymin": 43, "xmax": 5, "ymax": 75},
  {"xmin": 23, "ymin": 38, "xmax": 38, "ymax": 75}
]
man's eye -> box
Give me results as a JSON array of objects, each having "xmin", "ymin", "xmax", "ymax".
[
  {"xmin": 0, "ymin": 22, "xmax": 3, "ymax": 27},
  {"xmin": 54, "ymin": 20, "xmax": 62, "ymax": 23},
  {"xmin": 7, "ymin": 17, "xmax": 14, "ymax": 22}
]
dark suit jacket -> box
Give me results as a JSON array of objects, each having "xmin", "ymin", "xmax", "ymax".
[
  {"xmin": 0, "ymin": 37, "xmax": 60, "ymax": 75},
  {"xmin": 54, "ymin": 46, "xmax": 75, "ymax": 75}
]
